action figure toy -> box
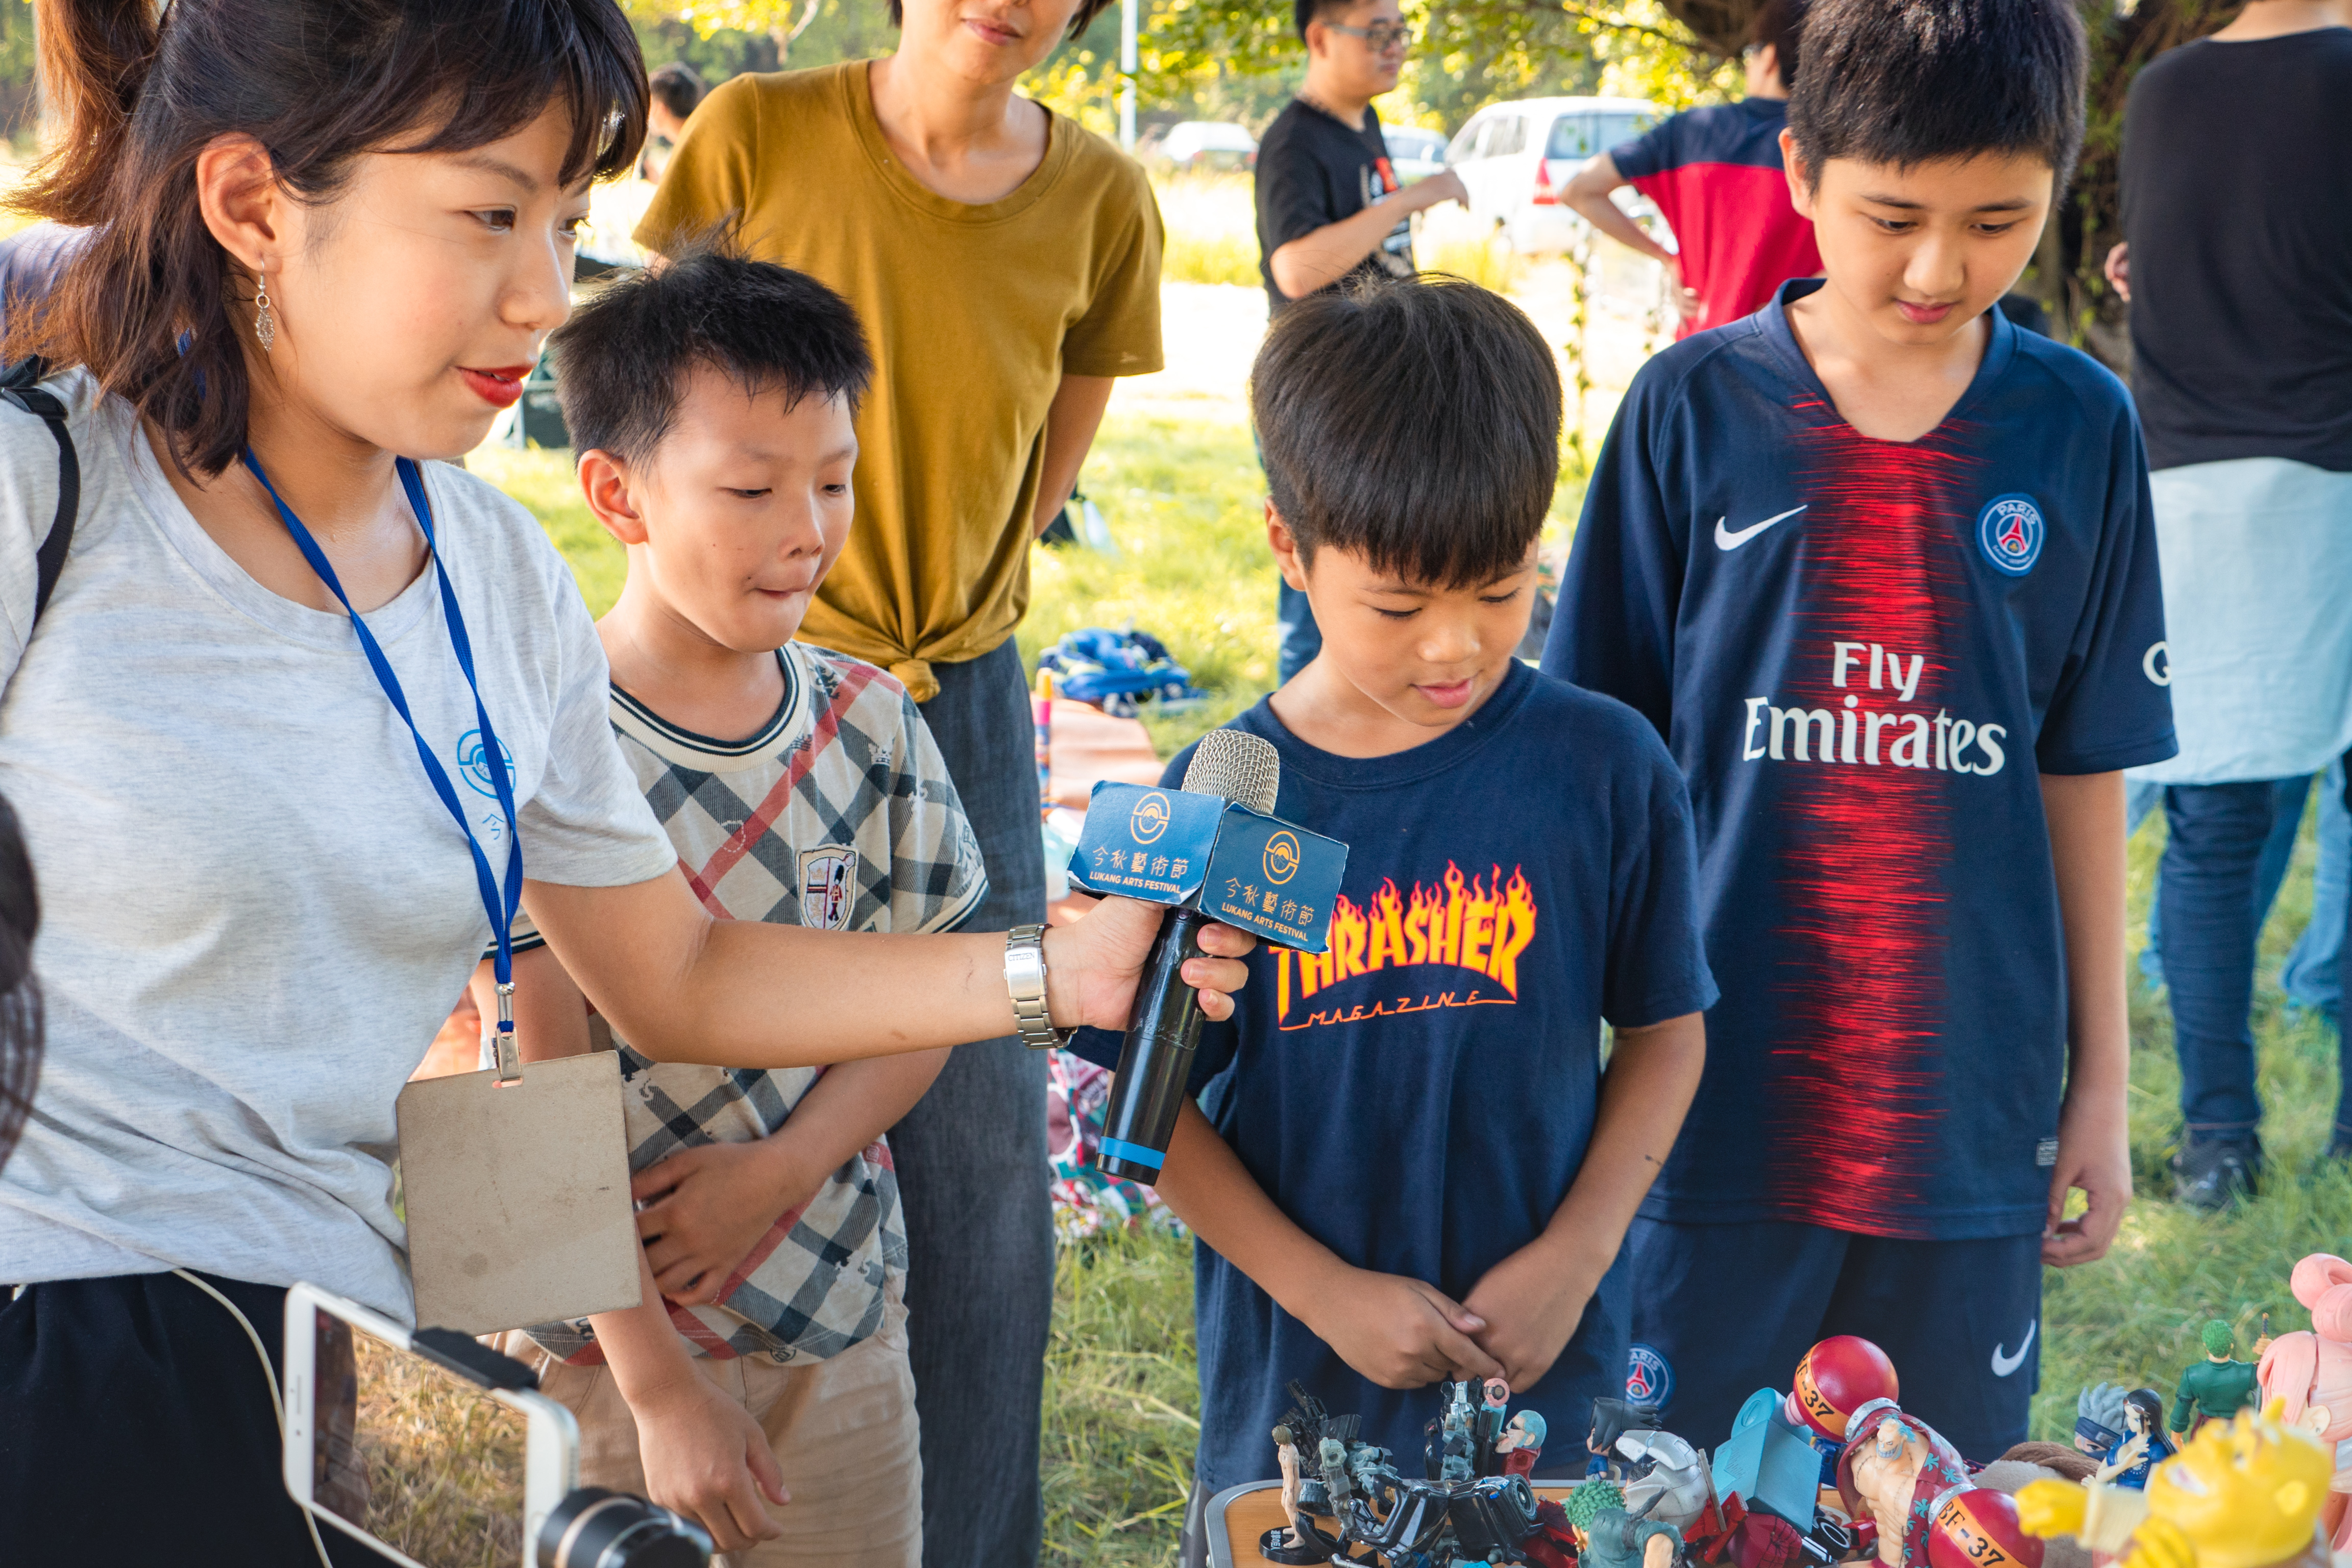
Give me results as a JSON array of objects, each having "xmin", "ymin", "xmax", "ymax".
[
  {"xmin": 1923, "ymin": 1486, "xmax": 2043, "ymax": 1568},
  {"xmin": 2169, "ymin": 1320, "xmax": 2260, "ymax": 1435},
  {"xmin": 1612, "ymin": 1426, "xmax": 1716, "ymax": 1533},
  {"xmin": 2256, "ymin": 1253, "xmax": 2352, "ymax": 1552},
  {"xmin": 1834, "ymin": 1399, "xmax": 1972, "ymax": 1567},
  {"xmin": 1579, "ymin": 1497, "xmax": 1685, "ymax": 1568},
  {"xmin": 1258, "ymin": 1380, "xmax": 1561, "ymax": 1567},
  {"xmin": 2017, "ymin": 1401, "xmax": 2333, "ymax": 1568},
  {"xmin": 1476, "ymin": 1378, "xmax": 1512, "ymax": 1475},
  {"xmin": 1269, "ymin": 1423, "xmax": 1314, "ymax": 1563},
  {"xmin": 1589, "ymin": 1394, "xmax": 1667, "ymax": 1477},
  {"xmin": 2074, "ymin": 1384, "xmax": 2172, "ymax": 1489},
  {"xmin": 1496, "ymin": 1411, "xmax": 1547, "ymax": 1478},
  {"xmin": 1785, "ymin": 1335, "xmax": 1901, "ymax": 1447}
]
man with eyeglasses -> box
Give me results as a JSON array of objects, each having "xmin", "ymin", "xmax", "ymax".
[{"xmin": 1255, "ymin": 0, "xmax": 1466, "ymax": 683}]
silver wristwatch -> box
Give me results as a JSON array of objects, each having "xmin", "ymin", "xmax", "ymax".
[{"xmin": 1004, "ymin": 924, "xmax": 1070, "ymax": 1050}]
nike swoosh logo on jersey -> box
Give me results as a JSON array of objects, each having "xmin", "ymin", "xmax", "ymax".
[
  {"xmin": 1992, "ymin": 1319, "xmax": 2037, "ymax": 1377},
  {"xmin": 1713, "ymin": 505, "xmax": 1808, "ymax": 551}
]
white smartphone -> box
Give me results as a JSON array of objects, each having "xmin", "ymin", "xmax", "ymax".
[{"xmin": 282, "ymin": 1281, "xmax": 580, "ymax": 1568}]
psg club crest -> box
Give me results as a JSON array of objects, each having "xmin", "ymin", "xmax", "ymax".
[
  {"xmin": 1626, "ymin": 1342, "xmax": 1675, "ymax": 1411},
  {"xmin": 798, "ymin": 846, "xmax": 859, "ymax": 931},
  {"xmin": 1976, "ymin": 493, "xmax": 2045, "ymax": 577}
]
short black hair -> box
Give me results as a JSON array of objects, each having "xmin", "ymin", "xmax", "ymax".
[
  {"xmin": 1786, "ymin": 0, "xmax": 2086, "ymax": 188},
  {"xmin": 887, "ymin": 0, "xmax": 1114, "ymax": 40},
  {"xmin": 1252, "ymin": 277, "xmax": 1560, "ymax": 588},
  {"xmin": 1749, "ymin": 0, "xmax": 1810, "ymax": 88},
  {"xmin": 550, "ymin": 249, "xmax": 873, "ymax": 467},
  {"xmin": 1294, "ymin": 0, "xmax": 1364, "ymax": 41},
  {"xmin": 648, "ymin": 62, "xmax": 706, "ymax": 123}
]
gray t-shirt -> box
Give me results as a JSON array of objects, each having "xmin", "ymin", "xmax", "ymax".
[{"xmin": 0, "ymin": 372, "xmax": 677, "ymax": 1320}]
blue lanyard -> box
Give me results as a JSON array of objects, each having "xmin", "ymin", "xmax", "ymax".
[{"xmin": 240, "ymin": 449, "xmax": 526, "ymax": 1077}]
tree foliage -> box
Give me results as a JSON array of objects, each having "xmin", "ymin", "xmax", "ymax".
[{"xmin": 627, "ymin": 0, "xmax": 2242, "ymax": 365}]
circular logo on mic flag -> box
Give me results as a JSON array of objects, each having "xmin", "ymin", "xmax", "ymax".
[
  {"xmin": 1130, "ymin": 791, "xmax": 1172, "ymax": 844},
  {"xmin": 1976, "ymin": 493, "xmax": 2045, "ymax": 577},
  {"xmin": 1262, "ymin": 830, "xmax": 1302, "ymax": 886}
]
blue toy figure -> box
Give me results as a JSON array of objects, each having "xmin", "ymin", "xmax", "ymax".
[
  {"xmin": 2073, "ymin": 1383, "xmax": 2172, "ymax": 1488},
  {"xmin": 1710, "ymin": 1388, "xmax": 1822, "ymax": 1528}
]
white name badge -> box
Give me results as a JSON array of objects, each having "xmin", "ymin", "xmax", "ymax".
[{"xmin": 396, "ymin": 1051, "xmax": 641, "ymax": 1334}]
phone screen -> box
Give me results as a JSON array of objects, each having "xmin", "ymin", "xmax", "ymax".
[{"xmin": 312, "ymin": 1312, "xmax": 529, "ymax": 1567}]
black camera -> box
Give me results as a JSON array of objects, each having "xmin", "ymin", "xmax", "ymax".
[{"xmin": 539, "ymin": 1488, "xmax": 714, "ymax": 1568}]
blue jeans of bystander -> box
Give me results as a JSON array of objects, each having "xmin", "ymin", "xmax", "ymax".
[{"xmin": 900, "ymin": 637, "xmax": 1054, "ymax": 1568}]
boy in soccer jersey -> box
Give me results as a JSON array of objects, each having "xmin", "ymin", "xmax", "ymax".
[
  {"xmin": 1545, "ymin": 0, "xmax": 2174, "ymax": 1462},
  {"xmin": 1077, "ymin": 278, "xmax": 1717, "ymax": 1568},
  {"xmin": 470, "ymin": 254, "xmax": 986, "ymax": 1563}
]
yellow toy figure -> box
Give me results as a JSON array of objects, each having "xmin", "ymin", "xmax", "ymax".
[{"xmin": 2015, "ymin": 1402, "xmax": 2331, "ymax": 1568}]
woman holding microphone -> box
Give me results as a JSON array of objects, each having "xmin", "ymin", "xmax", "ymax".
[{"xmin": 0, "ymin": 0, "xmax": 1249, "ymax": 1557}]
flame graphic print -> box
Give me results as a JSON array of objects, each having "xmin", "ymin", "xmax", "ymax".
[
  {"xmin": 1768, "ymin": 403, "xmax": 1983, "ymax": 1224},
  {"xmin": 1276, "ymin": 863, "xmax": 1538, "ymax": 1028}
]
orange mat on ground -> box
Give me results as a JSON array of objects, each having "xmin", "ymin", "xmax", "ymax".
[{"xmin": 1045, "ymin": 696, "xmax": 1164, "ymax": 808}]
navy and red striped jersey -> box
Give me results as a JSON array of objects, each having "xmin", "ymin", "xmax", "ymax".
[
  {"xmin": 1611, "ymin": 97, "xmax": 1821, "ymax": 339},
  {"xmin": 1545, "ymin": 280, "xmax": 2176, "ymax": 1241}
]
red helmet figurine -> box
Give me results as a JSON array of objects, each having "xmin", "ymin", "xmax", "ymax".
[
  {"xmin": 1783, "ymin": 1335, "xmax": 1899, "ymax": 1441},
  {"xmin": 1926, "ymin": 1486, "xmax": 2043, "ymax": 1568}
]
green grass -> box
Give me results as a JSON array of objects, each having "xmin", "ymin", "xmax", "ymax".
[
  {"xmin": 2034, "ymin": 798, "xmax": 2352, "ymax": 1440},
  {"xmin": 468, "ymin": 446, "xmax": 625, "ymax": 617},
  {"xmin": 1043, "ymin": 1226, "xmax": 1204, "ymax": 1564},
  {"xmin": 501, "ymin": 400, "xmax": 2345, "ymax": 1568}
]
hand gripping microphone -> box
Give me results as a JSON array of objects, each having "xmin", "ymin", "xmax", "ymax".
[{"xmin": 1097, "ymin": 728, "xmax": 1281, "ymax": 1184}]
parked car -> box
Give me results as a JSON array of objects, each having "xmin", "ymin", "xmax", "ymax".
[
  {"xmin": 1445, "ymin": 96, "xmax": 1657, "ymax": 254},
  {"xmin": 1152, "ymin": 120, "xmax": 1259, "ymax": 173},
  {"xmin": 1382, "ymin": 124, "xmax": 1450, "ymax": 183}
]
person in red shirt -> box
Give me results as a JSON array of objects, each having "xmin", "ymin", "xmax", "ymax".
[{"xmin": 1562, "ymin": 0, "xmax": 1820, "ymax": 337}]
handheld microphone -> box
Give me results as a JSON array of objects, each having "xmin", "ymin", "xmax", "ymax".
[{"xmin": 1097, "ymin": 728, "xmax": 1280, "ymax": 1184}]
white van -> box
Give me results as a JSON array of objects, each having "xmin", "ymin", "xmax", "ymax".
[{"xmin": 1446, "ymin": 96, "xmax": 1657, "ymax": 254}]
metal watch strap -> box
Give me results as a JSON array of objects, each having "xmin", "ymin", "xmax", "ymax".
[{"xmin": 1004, "ymin": 923, "xmax": 1069, "ymax": 1049}]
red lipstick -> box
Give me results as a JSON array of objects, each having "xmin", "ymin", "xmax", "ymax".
[{"xmin": 459, "ymin": 365, "xmax": 533, "ymax": 409}]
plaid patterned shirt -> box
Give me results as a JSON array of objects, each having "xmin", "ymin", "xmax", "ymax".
[{"xmin": 506, "ymin": 645, "xmax": 985, "ymax": 1364}]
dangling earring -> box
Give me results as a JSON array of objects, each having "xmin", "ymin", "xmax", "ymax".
[{"xmin": 254, "ymin": 277, "xmax": 276, "ymax": 351}]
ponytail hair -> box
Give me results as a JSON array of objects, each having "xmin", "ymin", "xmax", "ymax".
[
  {"xmin": 0, "ymin": 792, "xmax": 40, "ymax": 1174},
  {"xmin": 5, "ymin": 0, "xmax": 647, "ymax": 477}
]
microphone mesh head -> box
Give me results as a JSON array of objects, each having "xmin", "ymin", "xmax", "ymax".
[{"xmin": 1181, "ymin": 728, "xmax": 1281, "ymax": 814}]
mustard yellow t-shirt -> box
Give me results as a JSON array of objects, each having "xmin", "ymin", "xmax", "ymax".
[{"xmin": 636, "ymin": 62, "xmax": 1165, "ymax": 700}]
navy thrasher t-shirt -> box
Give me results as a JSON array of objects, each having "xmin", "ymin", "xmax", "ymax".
[
  {"xmin": 1546, "ymin": 279, "xmax": 2176, "ymax": 1244},
  {"xmin": 1072, "ymin": 662, "xmax": 1718, "ymax": 1492}
]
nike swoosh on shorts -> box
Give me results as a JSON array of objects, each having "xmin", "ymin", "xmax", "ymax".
[
  {"xmin": 1713, "ymin": 504, "xmax": 1808, "ymax": 550},
  {"xmin": 1992, "ymin": 1319, "xmax": 2037, "ymax": 1377}
]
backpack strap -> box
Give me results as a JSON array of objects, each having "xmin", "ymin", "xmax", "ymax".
[{"xmin": 0, "ymin": 355, "xmax": 78, "ymax": 625}]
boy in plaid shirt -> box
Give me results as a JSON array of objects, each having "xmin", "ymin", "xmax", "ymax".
[{"xmin": 472, "ymin": 254, "xmax": 985, "ymax": 1563}]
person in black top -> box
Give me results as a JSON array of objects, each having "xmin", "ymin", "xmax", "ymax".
[
  {"xmin": 2104, "ymin": 0, "xmax": 2352, "ymax": 1211},
  {"xmin": 1255, "ymin": 0, "xmax": 1466, "ymax": 681}
]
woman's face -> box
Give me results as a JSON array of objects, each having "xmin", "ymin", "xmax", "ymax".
[
  {"xmin": 897, "ymin": 0, "xmax": 1087, "ymax": 86},
  {"xmin": 260, "ymin": 106, "xmax": 589, "ymax": 461}
]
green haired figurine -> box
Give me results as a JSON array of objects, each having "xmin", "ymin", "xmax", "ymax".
[
  {"xmin": 1564, "ymin": 1478, "xmax": 1628, "ymax": 1530},
  {"xmin": 2167, "ymin": 1318, "xmax": 2260, "ymax": 1434}
]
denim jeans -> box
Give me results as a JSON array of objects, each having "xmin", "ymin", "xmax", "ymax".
[
  {"xmin": 2162, "ymin": 752, "xmax": 2352, "ymax": 1139},
  {"xmin": 2129, "ymin": 776, "xmax": 2312, "ymax": 991},
  {"xmin": 901, "ymin": 638, "xmax": 1053, "ymax": 1568},
  {"xmin": 2282, "ymin": 758, "xmax": 2348, "ymax": 1025}
]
